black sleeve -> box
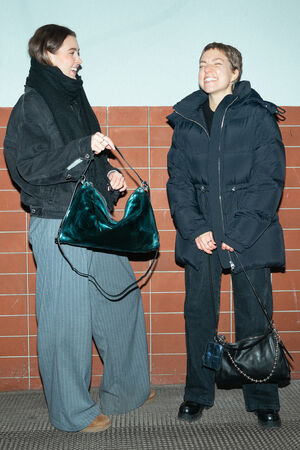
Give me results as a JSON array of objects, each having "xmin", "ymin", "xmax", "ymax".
[
  {"xmin": 224, "ymin": 111, "xmax": 285, "ymax": 252},
  {"xmin": 4, "ymin": 91, "xmax": 94, "ymax": 186},
  {"xmin": 167, "ymin": 124, "xmax": 211, "ymax": 240}
]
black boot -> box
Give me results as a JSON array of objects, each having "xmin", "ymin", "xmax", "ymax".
[
  {"xmin": 178, "ymin": 401, "xmax": 208, "ymax": 422},
  {"xmin": 255, "ymin": 410, "xmax": 281, "ymax": 428}
]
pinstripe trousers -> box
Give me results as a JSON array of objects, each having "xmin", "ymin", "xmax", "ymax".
[{"xmin": 29, "ymin": 217, "xmax": 150, "ymax": 432}]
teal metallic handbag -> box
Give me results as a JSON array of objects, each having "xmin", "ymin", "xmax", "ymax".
[
  {"xmin": 57, "ymin": 174, "xmax": 159, "ymax": 253},
  {"xmin": 56, "ymin": 146, "xmax": 159, "ymax": 300}
]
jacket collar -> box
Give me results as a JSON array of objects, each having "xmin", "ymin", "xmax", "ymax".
[
  {"xmin": 172, "ymin": 89, "xmax": 207, "ymax": 123},
  {"xmin": 169, "ymin": 81, "xmax": 282, "ymax": 124}
]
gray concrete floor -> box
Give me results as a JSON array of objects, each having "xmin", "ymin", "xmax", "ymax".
[{"xmin": 0, "ymin": 382, "xmax": 300, "ymax": 450}]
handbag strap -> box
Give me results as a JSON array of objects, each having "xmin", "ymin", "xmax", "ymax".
[
  {"xmin": 208, "ymin": 250, "xmax": 274, "ymax": 335},
  {"xmin": 228, "ymin": 252, "xmax": 293, "ymax": 364},
  {"xmin": 113, "ymin": 145, "xmax": 145, "ymax": 186},
  {"xmin": 233, "ymin": 251, "xmax": 274, "ymax": 328},
  {"xmin": 57, "ymin": 237, "xmax": 158, "ymax": 301},
  {"xmin": 77, "ymin": 145, "xmax": 146, "ymax": 187}
]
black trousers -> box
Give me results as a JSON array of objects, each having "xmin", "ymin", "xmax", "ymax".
[{"xmin": 184, "ymin": 250, "xmax": 280, "ymax": 411}]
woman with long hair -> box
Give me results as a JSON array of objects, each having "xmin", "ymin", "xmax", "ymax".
[{"xmin": 5, "ymin": 24, "xmax": 154, "ymax": 433}]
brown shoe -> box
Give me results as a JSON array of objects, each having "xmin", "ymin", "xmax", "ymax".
[
  {"xmin": 81, "ymin": 414, "xmax": 111, "ymax": 433},
  {"xmin": 145, "ymin": 389, "xmax": 156, "ymax": 405}
]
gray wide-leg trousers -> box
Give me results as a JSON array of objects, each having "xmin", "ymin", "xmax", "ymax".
[{"xmin": 29, "ymin": 217, "xmax": 150, "ymax": 431}]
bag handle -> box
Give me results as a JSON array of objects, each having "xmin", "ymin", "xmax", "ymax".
[
  {"xmin": 74, "ymin": 144, "xmax": 146, "ymax": 189},
  {"xmin": 232, "ymin": 251, "xmax": 274, "ymax": 328},
  {"xmin": 209, "ymin": 251, "xmax": 274, "ymax": 331},
  {"xmin": 113, "ymin": 145, "xmax": 145, "ymax": 186},
  {"xmin": 59, "ymin": 144, "xmax": 148, "ymax": 235},
  {"xmin": 231, "ymin": 252, "xmax": 293, "ymax": 358},
  {"xmin": 231, "ymin": 254, "xmax": 293, "ymax": 361}
]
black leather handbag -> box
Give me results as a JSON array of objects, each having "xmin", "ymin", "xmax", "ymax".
[
  {"xmin": 203, "ymin": 253, "xmax": 293, "ymax": 388},
  {"xmin": 56, "ymin": 146, "xmax": 159, "ymax": 300},
  {"xmin": 214, "ymin": 328, "xmax": 292, "ymax": 388}
]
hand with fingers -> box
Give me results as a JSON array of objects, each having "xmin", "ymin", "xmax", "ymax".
[
  {"xmin": 221, "ymin": 242, "xmax": 234, "ymax": 252},
  {"xmin": 91, "ymin": 132, "xmax": 116, "ymax": 154},
  {"xmin": 108, "ymin": 171, "xmax": 127, "ymax": 192},
  {"xmin": 195, "ymin": 231, "xmax": 217, "ymax": 254}
]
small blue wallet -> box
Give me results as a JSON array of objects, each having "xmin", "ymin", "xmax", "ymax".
[{"xmin": 203, "ymin": 340, "xmax": 224, "ymax": 371}]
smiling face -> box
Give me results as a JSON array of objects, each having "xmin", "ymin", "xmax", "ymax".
[
  {"xmin": 199, "ymin": 48, "xmax": 239, "ymax": 101},
  {"xmin": 47, "ymin": 35, "xmax": 82, "ymax": 79}
]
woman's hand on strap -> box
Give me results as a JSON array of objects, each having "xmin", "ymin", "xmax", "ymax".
[
  {"xmin": 91, "ymin": 132, "xmax": 116, "ymax": 154},
  {"xmin": 108, "ymin": 171, "xmax": 127, "ymax": 192},
  {"xmin": 195, "ymin": 231, "xmax": 217, "ymax": 254}
]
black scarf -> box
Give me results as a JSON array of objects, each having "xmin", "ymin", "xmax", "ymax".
[
  {"xmin": 26, "ymin": 59, "xmax": 114, "ymax": 208},
  {"xmin": 26, "ymin": 58, "xmax": 100, "ymax": 143}
]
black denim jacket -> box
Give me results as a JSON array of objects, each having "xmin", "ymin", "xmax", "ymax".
[{"xmin": 4, "ymin": 87, "xmax": 117, "ymax": 218}]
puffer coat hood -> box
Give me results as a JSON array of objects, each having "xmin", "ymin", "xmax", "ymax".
[
  {"xmin": 169, "ymin": 81, "xmax": 282, "ymax": 125},
  {"xmin": 166, "ymin": 81, "xmax": 286, "ymax": 272}
]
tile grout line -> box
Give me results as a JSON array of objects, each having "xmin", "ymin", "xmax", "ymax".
[
  {"xmin": 2, "ymin": 327, "xmax": 300, "ymax": 338},
  {"xmin": 147, "ymin": 105, "xmax": 153, "ymax": 376},
  {"xmin": 3, "ymin": 122, "xmax": 300, "ymax": 128},
  {"xmin": 230, "ymin": 275, "xmax": 233, "ymax": 342},
  {"xmin": 25, "ymin": 212, "xmax": 31, "ymax": 389}
]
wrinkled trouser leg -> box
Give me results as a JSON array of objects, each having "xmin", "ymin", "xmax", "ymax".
[
  {"xmin": 29, "ymin": 217, "xmax": 101, "ymax": 431},
  {"xmin": 184, "ymin": 251, "xmax": 222, "ymax": 406},
  {"xmin": 88, "ymin": 250, "xmax": 150, "ymax": 414},
  {"xmin": 232, "ymin": 268, "xmax": 280, "ymax": 411}
]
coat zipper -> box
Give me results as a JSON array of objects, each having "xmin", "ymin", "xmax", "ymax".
[
  {"xmin": 174, "ymin": 110, "xmax": 210, "ymax": 139},
  {"xmin": 218, "ymin": 98, "xmax": 238, "ymax": 271},
  {"xmin": 175, "ymin": 102, "xmax": 237, "ymax": 271}
]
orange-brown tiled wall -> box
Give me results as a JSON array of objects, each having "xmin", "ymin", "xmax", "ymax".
[{"xmin": 0, "ymin": 106, "xmax": 299, "ymax": 391}]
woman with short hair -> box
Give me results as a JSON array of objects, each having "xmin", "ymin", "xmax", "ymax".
[{"xmin": 167, "ymin": 42, "xmax": 285, "ymax": 428}]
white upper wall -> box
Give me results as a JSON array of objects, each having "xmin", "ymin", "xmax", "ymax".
[{"xmin": 1, "ymin": 0, "xmax": 299, "ymax": 106}]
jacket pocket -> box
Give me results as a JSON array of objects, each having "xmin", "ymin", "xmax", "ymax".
[
  {"xmin": 41, "ymin": 185, "xmax": 57, "ymax": 206},
  {"xmin": 223, "ymin": 183, "xmax": 248, "ymax": 229},
  {"xmin": 224, "ymin": 186, "xmax": 238, "ymax": 215},
  {"xmin": 196, "ymin": 185, "xmax": 209, "ymax": 220}
]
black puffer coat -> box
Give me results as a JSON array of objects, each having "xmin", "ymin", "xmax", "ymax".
[{"xmin": 167, "ymin": 81, "xmax": 286, "ymax": 272}]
